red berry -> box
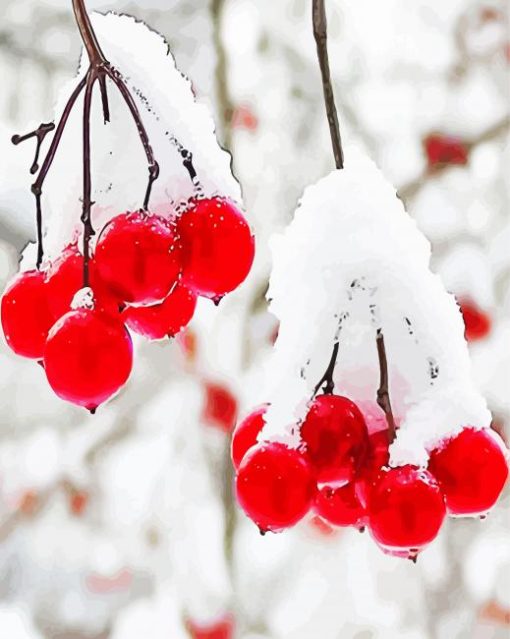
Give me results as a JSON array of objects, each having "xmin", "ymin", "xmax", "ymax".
[
  {"xmin": 1, "ymin": 269, "xmax": 54, "ymax": 359},
  {"xmin": 428, "ymin": 428, "xmax": 508, "ymax": 516},
  {"xmin": 314, "ymin": 483, "xmax": 366, "ymax": 528},
  {"xmin": 231, "ymin": 404, "xmax": 268, "ymax": 469},
  {"xmin": 459, "ymin": 299, "xmax": 492, "ymax": 342},
  {"xmin": 187, "ymin": 615, "xmax": 234, "ymax": 639},
  {"xmin": 424, "ymin": 134, "xmax": 469, "ymax": 168},
  {"xmin": 46, "ymin": 245, "xmax": 119, "ymax": 319},
  {"xmin": 300, "ymin": 395, "xmax": 369, "ymax": 486},
  {"xmin": 236, "ymin": 442, "xmax": 316, "ymax": 532},
  {"xmin": 356, "ymin": 430, "xmax": 390, "ymax": 507},
  {"xmin": 203, "ymin": 382, "xmax": 238, "ymax": 432},
  {"xmin": 44, "ymin": 309, "xmax": 133, "ymax": 410},
  {"xmin": 95, "ymin": 211, "xmax": 182, "ymax": 305},
  {"xmin": 69, "ymin": 489, "xmax": 89, "ymax": 516},
  {"xmin": 367, "ymin": 465, "xmax": 446, "ymax": 554},
  {"xmin": 122, "ymin": 283, "xmax": 196, "ymax": 340},
  {"xmin": 177, "ymin": 197, "xmax": 255, "ymax": 299}
]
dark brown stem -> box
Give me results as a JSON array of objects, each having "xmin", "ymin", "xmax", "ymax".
[
  {"xmin": 72, "ymin": 0, "xmax": 106, "ymax": 65},
  {"xmin": 105, "ymin": 66, "xmax": 160, "ymax": 210},
  {"xmin": 81, "ymin": 73, "xmax": 96, "ymax": 288},
  {"xmin": 312, "ymin": 0, "xmax": 344, "ymax": 170},
  {"xmin": 376, "ymin": 328, "xmax": 397, "ymax": 443},
  {"xmin": 12, "ymin": 122, "xmax": 55, "ymax": 174},
  {"xmin": 313, "ymin": 341, "xmax": 339, "ymax": 396}
]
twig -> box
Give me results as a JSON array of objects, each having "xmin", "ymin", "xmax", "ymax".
[
  {"xmin": 312, "ymin": 0, "xmax": 344, "ymax": 170},
  {"xmin": 211, "ymin": 0, "xmax": 234, "ymax": 151},
  {"xmin": 313, "ymin": 341, "xmax": 339, "ymax": 396},
  {"xmin": 399, "ymin": 116, "xmax": 510, "ymax": 202},
  {"xmin": 81, "ymin": 72, "xmax": 96, "ymax": 287},
  {"xmin": 375, "ymin": 328, "xmax": 397, "ymax": 442}
]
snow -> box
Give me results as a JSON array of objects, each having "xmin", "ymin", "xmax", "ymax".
[{"xmin": 261, "ymin": 149, "xmax": 491, "ymax": 465}]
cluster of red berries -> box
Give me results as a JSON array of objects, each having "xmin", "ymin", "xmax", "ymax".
[
  {"xmin": 1, "ymin": 197, "xmax": 254, "ymax": 411},
  {"xmin": 232, "ymin": 395, "xmax": 508, "ymax": 559}
]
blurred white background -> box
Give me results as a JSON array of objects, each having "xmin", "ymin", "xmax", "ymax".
[{"xmin": 0, "ymin": 1, "xmax": 508, "ymax": 638}]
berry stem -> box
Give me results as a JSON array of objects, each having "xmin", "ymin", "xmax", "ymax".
[
  {"xmin": 72, "ymin": 0, "xmax": 107, "ymax": 66},
  {"xmin": 312, "ymin": 0, "xmax": 344, "ymax": 170},
  {"xmin": 313, "ymin": 340, "xmax": 339, "ymax": 396},
  {"xmin": 81, "ymin": 72, "xmax": 96, "ymax": 288},
  {"xmin": 375, "ymin": 328, "xmax": 397, "ymax": 443}
]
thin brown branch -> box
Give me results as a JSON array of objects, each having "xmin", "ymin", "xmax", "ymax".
[
  {"xmin": 376, "ymin": 328, "xmax": 397, "ymax": 443},
  {"xmin": 312, "ymin": 0, "xmax": 344, "ymax": 170},
  {"xmin": 399, "ymin": 116, "xmax": 510, "ymax": 202},
  {"xmin": 313, "ymin": 341, "xmax": 339, "ymax": 396},
  {"xmin": 211, "ymin": 0, "xmax": 234, "ymax": 151},
  {"xmin": 72, "ymin": 0, "xmax": 107, "ymax": 65}
]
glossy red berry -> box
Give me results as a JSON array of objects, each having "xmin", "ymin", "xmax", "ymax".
[
  {"xmin": 236, "ymin": 442, "xmax": 316, "ymax": 532},
  {"xmin": 231, "ymin": 404, "xmax": 268, "ymax": 469},
  {"xmin": 424, "ymin": 134, "xmax": 469, "ymax": 168},
  {"xmin": 177, "ymin": 197, "xmax": 255, "ymax": 300},
  {"xmin": 459, "ymin": 299, "xmax": 492, "ymax": 342},
  {"xmin": 46, "ymin": 245, "xmax": 119, "ymax": 319},
  {"xmin": 203, "ymin": 382, "xmax": 238, "ymax": 432},
  {"xmin": 314, "ymin": 483, "xmax": 366, "ymax": 528},
  {"xmin": 187, "ymin": 615, "xmax": 234, "ymax": 639},
  {"xmin": 300, "ymin": 394, "xmax": 369, "ymax": 486},
  {"xmin": 1, "ymin": 269, "xmax": 54, "ymax": 359},
  {"xmin": 356, "ymin": 430, "xmax": 390, "ymax": 507},
  {"xmin": 44, "ymin": 309, "xmax": 133, "ymax": 410},
  {"xmin": 122, "ymin": 284, "xmax": 196, "ymax": 339},
  {"xmin": 95, "ymin": 211, "xmax": 182, "ymax": 305},
  {"xmin": 428, "ymin": 428, "xmax": 508, "ymax": 516},
  {"xmin": 367, "ymin": 465, "xmax": 446, "ymax": 554}
]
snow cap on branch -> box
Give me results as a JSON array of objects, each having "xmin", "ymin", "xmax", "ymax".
[
  {"xmin": 261, "ymin": 149, "xmax": 490, "ymax": 466},
  {"xmin": 24, "ymin": 11, "xmax": 242, "ymax": 265}
]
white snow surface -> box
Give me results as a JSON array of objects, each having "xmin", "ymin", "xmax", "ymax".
[
  {"xmin": 261, "ymin": 150, "xmax": 491, "ymax": 466},
  {"xmin": 22, "ymin": 11, "xmax": 241, "ymax": 266}
]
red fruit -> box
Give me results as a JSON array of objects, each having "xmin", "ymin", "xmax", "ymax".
[
  {"xmin": 231, "ymin": 104, "xmax": 259, "ymax": 132},
  {"xmin": 203, "ymin": 382, "xmax": 238, "ymax": 432},
  {"xmin": 236, "ymin": 442, "xmax": 316, "ymax": 532},
  {"xmin": 459, "ymin": 299, "xmax": 492, "ymax": 342},
  {"xmin": 187, "ymin": 615, "xmax": 234, "ymax": 639},
  {"xmin": 177, "ymin": 197, "xmax": 255, "ymax": 299},
  {"xmin": 231, "ymin": 404, "xmax": 268, "ymax": 469},
  {"xmin": 424, "ymin": 134, "xmax": 469, "ymax": 168},
  {"xmin": 1, "ymin": 269, "xmax": 54, "ymax": 359},
  {"xmin": 356, "ymin": 430, "xmax": 390, "ymax": 507},
  {"xmin": 95, "ymin": 211, "xmax": 182, "ymax": 305},
  {"xmin": 46, "ymin": 245, "xmax": 119, "ymax": 319},
  {"xmin": 300, "ymin": 395, "xmax": 369, "ymax": 486},
  {"xmin": 69, "ymin": 489, "xmax": 89, "ymax": 516},
  {"xmin": 314, "ymin": 483, "xmax": 366, "ymax": 528},
  {"xmin": 367, "ymin": 465, "xmax": 446, "ymax": 554},
  {"xmin": 44, "ymin": 309, "xmax": 133, "ymax": 410},
  {"xmin": 428, "ymin": 428, "xmax": 508, "ymax": 516},
  {"xmin": 122, "ymin": 283, "xmax": 196, "ymax": 339}
]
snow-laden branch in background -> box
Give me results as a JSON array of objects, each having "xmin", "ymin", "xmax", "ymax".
[
  {"xmin": 260, "ymin": 150, "xmax": 491, "ymax": 467},
  {"xmin": 22, "ymin": 11, "xmax": 241, "ymax": 267}
]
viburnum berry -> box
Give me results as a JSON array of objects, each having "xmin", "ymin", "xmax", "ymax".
[
  {"xmin": 187, "ymin": 615, "xmax": 234, "ymax": 639},
  {"xmin": 95, "ymin": 211, "xmax": 182, "ymax": 305},
  {"xmin": 203, "ymin": 382, "xmax": 238, "ymax": 432},
  {"xmin": 177, "ymin": 197, "xmax": 255, "ymax": 300},
  {"xmin": 367, "ymin": 465, "xmax": 446, "ymax": 556},
  {"xmin": 44, "ymin": 309, "xmax": 133, "ymax": 410},
  {"xmin": 122, "ymin": 283, "xmax": 196, "ymax": 339},
  {"xmin": 424, "ymin": 134, "xmax": 469, "ymax": 169},
  {"xmin": 45, "ymin": 244, "xmax": 120, "ymax": 319},
  {"xmin": 314, "ymin": 483, "xmax": 366, "ymax": 528},
  {"xmin": 231, "ymin": 404, "xmax": 268, "ymax": 469},
  {"xmin": 428, "ymin": 427, "xmax": 508, "ymax": 516},
  {"xmin": 459, "ymin": 299, "xmax": 492, "ymax": 342},
  {"xmin": 356, "ymin": 429, "xmax": 390, "ymax": 507},
  {"xmin": 300, "ymin": 394, "xmax": 369, "ymax": 486},
  {"xmin": 235, "ymin": 442, "xmax": 316, "ymax": 532},
  {"xmin": 1, "ymin": 269, "xmax": 54, "ymax": 359}
]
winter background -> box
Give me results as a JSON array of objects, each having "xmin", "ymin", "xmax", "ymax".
[{"xmin": 0, "ymin": 0, "xmax": 509, "ymax": 638}]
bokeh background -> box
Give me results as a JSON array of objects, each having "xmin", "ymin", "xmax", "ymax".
[{"xmin": 0, "ymin": 1, "xmax": 509, "ymax": 638}]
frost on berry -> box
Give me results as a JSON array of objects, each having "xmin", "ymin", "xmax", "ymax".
[{"xmin": 259, "ymin": 150, "xmax": 491, "ymax": 470}]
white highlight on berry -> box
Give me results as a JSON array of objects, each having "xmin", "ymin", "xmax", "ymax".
[
  {"xmin": 260, "ymin": 149, "xmax": 491, "ymax": 465},
  {"xmin": 70, "ymin": 287, "xmax": 95, "ymax": 311}
]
